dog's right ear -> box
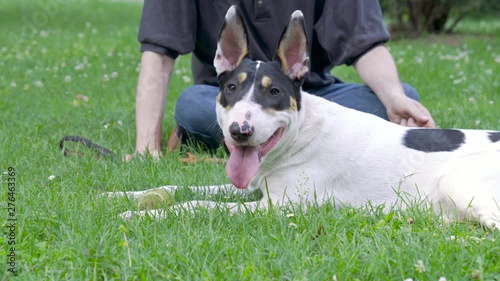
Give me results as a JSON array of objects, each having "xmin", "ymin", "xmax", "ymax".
[{"xmin": 214, "ymin": 5, "xmax": 249, "ymax": 75}]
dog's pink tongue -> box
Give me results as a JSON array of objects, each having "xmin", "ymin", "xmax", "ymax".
[{"xmin": 226, "ymin": 144, "xmax": 259, "ymax": 189}]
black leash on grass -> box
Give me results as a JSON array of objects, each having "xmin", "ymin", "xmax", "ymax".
[{"xmin": 59, "ymin": 135, "xmax": 116, "ymax": 159}]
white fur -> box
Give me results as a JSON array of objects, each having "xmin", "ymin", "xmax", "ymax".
[
  {"xmin": 107, "ymin": 91, "xmax": 500, "ymax": 229},
  {"xmin": 106, "ymin": 7, "xmax": 500, "ymax": 229}
]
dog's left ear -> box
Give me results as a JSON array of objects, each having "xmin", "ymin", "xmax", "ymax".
[
  {"xmin": 274, "ymin": 10, "xmax": 310, "ymax": 82},
  {"xmin": 214, "ymin": 5, "xmax": 249, "ymax": 75}
]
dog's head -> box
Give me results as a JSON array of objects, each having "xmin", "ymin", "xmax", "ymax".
[{"xmin": 214, "ymin": 6, "xmax": 310, "ymax": 190}]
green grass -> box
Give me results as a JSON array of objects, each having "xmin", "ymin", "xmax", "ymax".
[{"xmin": 1, "ymin": 0, "xmax": 499, "ymax": 280}]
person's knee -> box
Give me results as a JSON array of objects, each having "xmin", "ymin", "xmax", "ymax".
[
  {"xmin": 175, "ymin": 90, "xmax": 197, "ymax": 128},
  {"xmin": 402, "ymin": 83, "xmax": 420, "ymax": 102},
  {"xmin": 174, "ymin": 85, "xmax": 216, "ymax": 130},
  {"xmin": 174, "ymin": 85, "xmax": 222, "ymax": 150}
]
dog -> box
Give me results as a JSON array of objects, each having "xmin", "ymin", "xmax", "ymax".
[{"xmin": 108, "ymin": 6, "xmax": 500, "ymax": 229}]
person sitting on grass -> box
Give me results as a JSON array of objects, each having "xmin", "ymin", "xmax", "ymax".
[{"xmin": 133, "ymin": 0, "xmax": 436, "ymax": 158}]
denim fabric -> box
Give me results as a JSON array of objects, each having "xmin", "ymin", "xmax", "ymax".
[{"xmin": 174, "ymin": 83, "xmax": 419, "ymax": 150}]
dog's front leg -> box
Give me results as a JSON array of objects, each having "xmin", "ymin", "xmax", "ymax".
[
  {"xmin": 104, "ymin": 185, "xmax": 178, "ymax": 199},
  {"xmin": 104, "ymin": 184, "xmax": 242, "ymax": 200},
  {"xmin": 119, "ymin": 200, "xmax": 264, "ymax": 219}
]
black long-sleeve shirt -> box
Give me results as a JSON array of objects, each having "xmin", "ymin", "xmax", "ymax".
[{"xmin": 138, "ymin": 0, "xmax": 390, "ymax": 90}]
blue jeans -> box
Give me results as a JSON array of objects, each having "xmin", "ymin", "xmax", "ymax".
[{"xmin": 174, "ymin": 83, "xmax": 419, "ymax": 150}]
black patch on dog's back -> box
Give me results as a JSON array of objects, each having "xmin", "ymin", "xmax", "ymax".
[
  {"xmin": 403, "ymin": 129, "xmax": 465, "ymax": 152},
  {"xmin": 489, "ymin": 132, "xmax": 500, "ymax": 143}
]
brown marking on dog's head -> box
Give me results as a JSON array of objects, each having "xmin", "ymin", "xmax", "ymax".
[
  {"xmin": 238, "ymin": 72, "xmax": 247, "ymax": 84},
  {"xmin": 289, "ymin": 97, "xmax": 298, "ymax": 111},
  {"xmin": 261, "ymin": 76, "xmax": 272, "ymax": 88}
]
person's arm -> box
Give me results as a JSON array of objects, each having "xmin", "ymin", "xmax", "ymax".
[
  {"xmin": 354, "ymin": 45, "xmax": 435, "ymax": 128},
  {"xmin": 135, "ymin": 51, "xmax": 175, "ymax": 158}
]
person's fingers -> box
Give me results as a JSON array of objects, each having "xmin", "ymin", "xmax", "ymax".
[
  {"xmin": 406, "ymin": 102, "xmax": 436, "ymax": 128},
  {"xmin": 400, "ymin": 118, "xmax": 407, "ymax": 126},
  {"xmin": 406, "ymin": 117, "xmax": 418, "ymax": 127}
]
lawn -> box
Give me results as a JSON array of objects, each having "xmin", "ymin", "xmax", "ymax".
[{"xmin": 1, "ymin": 1, "xmax": 499, "ymax": 280}]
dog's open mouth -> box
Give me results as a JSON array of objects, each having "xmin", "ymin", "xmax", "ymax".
[{"xmin": 226, "ymin": 127, "xmax": 284, "ymax": 189}]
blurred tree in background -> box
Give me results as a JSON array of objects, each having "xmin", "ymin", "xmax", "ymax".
[{"xmin": 380, "ymin": 0, "xmax": 499, "ymax": 37}]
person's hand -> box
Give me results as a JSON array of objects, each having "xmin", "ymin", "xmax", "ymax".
[{"xmin": 385, "ymin": 95, "xmax": 436, "ymax": 128}]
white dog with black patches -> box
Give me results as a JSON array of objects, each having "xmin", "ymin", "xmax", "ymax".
[{"xmin": 110, "ymin": 6, "xmax": 500, "ymax": 229}]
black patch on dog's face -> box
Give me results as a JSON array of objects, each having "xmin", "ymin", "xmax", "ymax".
[
  {"xmin": 488, "ymin": 131, "xmax": 500, "ymax": 143},
  {"xmin": 217, "ymin": 59, "xmax": 257, "ymax": 108},
  {"xmin": 403, "ymin": 129, "xmax": 465, "ymax": 152},
  {"xmin": 217, "ymin": 58, "xmax": 301, "ymax": 111}
]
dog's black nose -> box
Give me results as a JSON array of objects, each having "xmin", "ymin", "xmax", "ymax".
[{"xmin": 229, "ymin": 121, "xmax": 253, "ymax": 142}]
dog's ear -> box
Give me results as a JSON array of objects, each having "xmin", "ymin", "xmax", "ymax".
[
  {"xmin": 214, "ymin": 5, "xmax": 249, "ymax": 75},
  {"xmin": 274, "ymin": 10, "xmax": 310, "ymax": 81}
]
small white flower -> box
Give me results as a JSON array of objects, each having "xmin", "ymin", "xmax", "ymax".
[
  {"xmin": 48, "ymin": 175, "xmax": 55, "ymax": 181},
  {"xmin": 10, "ymin": 82, "xmax": 17, "ymax": 87},
  {"xmin": 107, "ymin": 51, "xmax": 113, "ymax": 57},
  {"xmin": 182, "ymin": 75, "xmax": 192, "ymax": 83},
  {"xmin": 35, "ymin": 81, "xmax": 43, "ymax": 88},
  {"xmin": 39, "ymin": 30, "xmax": 49, "ymax": 37},
  {"xmin": 103, "ymin": 74, "xmax": 109, "ymax": 81},
  {"xmin": 468, "ymin": 97, "xmax": 475, "ymax": 103},
  {"xmin": 439, "ymin": 277, "xmax": 447, "ymax": 281},
  {"xmin": 110, "ymin": 71, "xmax": 118, "ymax": 78},
  {"xmin": 288, "ymin": 222, "xmax": 298, "ymax": 228},
  {"xmin": 495, "ymin": 56, "xmax": 500, "ymax": 64},
  {"xmin": 78, "ymin": 33, "xmax": 85, "ymax": 39},
  {"xmin": 286, "ymin": 213, "xmax": 295, "ymax": 218},
  {"xmin": 117, "ymin": 120, "xmax": 123, "ymax": 126},
  {"xmin": 485, "ymin": 69, "xmax": 493, "ymax": 75},
  {"xmin": 64, "ymin": 75, "xmax": 72, "ymax": 83},
  {"xmin": 403, "ymin": 279, "xmax": 414, "ymax": 281},
  {"xmin": 489, "ymin": 100, "xmax": 494, "ymax": 105},
  {"xmin": 414, "ymin": 260, "xmax": 426, "ymax": 273},
  {"xmin": 74, "ymin": 63, "xmax": 84, "ymax": 71},
  {"xmin": 1, "ymin": 47, "xmax": 7, "ymax": 52},
  {"xmin": 76, "ymin": 94, "xmax": 89, "ymax": 102},
  {"xmin": 85, "ymin": 22, "xmax": 91, "ymax": 28},
  {"xmin": 453, "ymin": 78, "xmax": 462, "ymax": 85},
  {"xmin": 103, "ymin": 123, "xmax": 109, "ymax": 129},
  {"xmin": 475, "ymin": 119, "xmax": 481, "ymax": 126}
]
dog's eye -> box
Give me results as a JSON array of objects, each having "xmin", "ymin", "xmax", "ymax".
[
  {"xmin": 227, "ymin": 84, "xmax": 237, "ymax": 92},
  {"xmin": 270, "ymin": 88, "xmax": 280, "ymax": 96}
]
